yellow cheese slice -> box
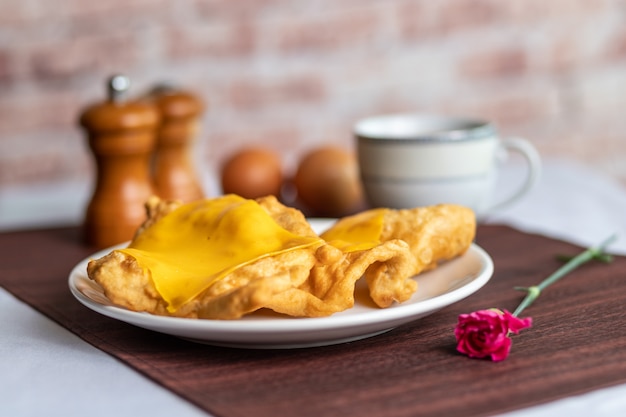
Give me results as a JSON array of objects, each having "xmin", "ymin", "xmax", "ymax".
[
  {"xmin": 117, "ymin": 194, "xmax": 323, "ymax": 312},
  {"xmin": 320, "ymin": 208, "xmax": 388, "ymax": 252}
]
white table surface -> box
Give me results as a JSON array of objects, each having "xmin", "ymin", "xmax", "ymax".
[{"xmin": 1, "ymin": 157, "xmax": 626, "ymax": 417}]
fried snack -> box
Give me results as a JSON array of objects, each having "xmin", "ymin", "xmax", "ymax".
[
  {"xmin": 196, "ymin": 238, "xmax": 414, "ymax": 318},
  {"xmin": 86, "ymin": 195, "xmax": 418, "ymax": 319},
  {"xmin": 381, "ymin": 205, "xmax": 476, "ymax": 272},
  {"xmin": 320, "ymin": 204, "xmax": 476, "ymax": 306}
]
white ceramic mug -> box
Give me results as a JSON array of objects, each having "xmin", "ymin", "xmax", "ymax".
[{"xmin": 354, "ymin": 114, "xmax": 541, "ymax": 217}]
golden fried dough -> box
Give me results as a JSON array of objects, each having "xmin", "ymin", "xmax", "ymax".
[
  {"xmin": 87, "ymin": 195, "xmax": 475, "ymax": 319},
  {"xmin": 309, "ymin": 239, "xmax": 416, "ymax": 310},
  {"xmin": 321, "ymin": 204, "xmax": 476, "ymax": 277},
  {"xmin": 381, "ymin": 204, "xmax": 475, "ymax": 273},
  {"xmin": 88, "ymin": 195, "xmax": 326, "ymax": 318}
]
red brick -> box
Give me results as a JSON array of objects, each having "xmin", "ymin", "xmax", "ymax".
[
  {"xmin": 603, "ymin": 25, "xmax": 626, "ymax": 62},
  {"xmin": 28, "ymin": 34, "xmax": 138, "ymax": 81},
  {"xmin": 193, "ymin": 0, "xmax": 286, "ymax": 17},
  {"xmin": 539, "ymin": 35, "xmax": 584, "ymax": 74},
  {"xmin": 0, "ymin": 90, "xmax": 82, "ymax": 135},
  {"xmin": 508, "ymin": 0, "xmax": 605, "ymax": 24},
  {"xmin": 397, "ymin": 0, "xmax": 515, "ymax": 41},
  {"xmin": 465, "ymin": 90, "xmax": 559, "ymax": 127},
  {"xmin": 395, "ymin": 0, "xmax": 434, "ymax": 39},
  {"xmin": 270, "ymin": 6, "xmax": 383, "ymax": 53},
  {"xmin": 0, "ymin": 131, "xmax": 90, "ymax": 186},
  {"xmin": 0, "ymin": 0, "xmax": 36, "ymax": 26},
  {"xmin": 166, "ymin": 20, "xmax": 255, "ymax": 59},
  {"xmin": 227, "ymin": 75, "xmax": 326, "ymax": 110},
  {"xmin": 0, "ymin": 51, "xmax": 12, "ymax": 83},
  {"xmin": 459, "ymin": 48, "xmax": 528, "ymax": 79},
  {"xmin": 0, "ymin": 0, "xmax": 625, "ymax": 189},
  {"xmin": 437, "ymin": 0, "xmax": 509, "ymax": 33},
  {"xmin": 0, "ymin": 151, "xmax": 66, "ymax": 185},
  {"xmin": 32, "ymin": 0, "xmax": 169, "ymax": 21}
]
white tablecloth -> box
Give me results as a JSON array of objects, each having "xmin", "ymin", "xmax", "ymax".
[{"xmin": 1, "ymin": 158, "xmax": 625, "ymax": 416}]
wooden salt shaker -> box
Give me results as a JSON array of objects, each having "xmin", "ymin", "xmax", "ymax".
[
  {"xmin": 148, "ymin": 85, "xmax": 204, "ymax": 202},
  {"xmin": 79, "ymin": 75, "xmax": 160, "ymax": 249}
]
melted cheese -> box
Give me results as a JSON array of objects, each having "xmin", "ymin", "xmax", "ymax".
[
  {"xmin": 117, "ymin": 194, "xmax": 323, "ymax": 312},
  {"xmin": 320, "ymin": 208, "xmax": 388, "ymax": 252}
]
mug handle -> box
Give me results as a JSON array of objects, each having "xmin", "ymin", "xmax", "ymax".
[{"xmin": 487, "ymin": 137, "xmax": 541, "ymax": 213}]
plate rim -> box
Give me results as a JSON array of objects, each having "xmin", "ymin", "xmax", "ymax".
[{"xmin": 68, "ymin": 243, "xmax": 493, "ymax": 340}]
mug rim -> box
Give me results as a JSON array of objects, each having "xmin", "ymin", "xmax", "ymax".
[{"xmin": 354, "ymin": 113, "xmax": 496, "ymax": 142}]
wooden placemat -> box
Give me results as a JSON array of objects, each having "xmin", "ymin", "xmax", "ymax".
[{"xmin": 1, "ymin": 225, "xmax": 625, "ymax": 417}]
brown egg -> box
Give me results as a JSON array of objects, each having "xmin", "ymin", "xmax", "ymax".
[
  {"xmin": 220, "ymin": 148, "xmax": 283, "ymax": 199},
  {"xmin": 294, "ymin": 146, "xmax": 364, "ymax": 217}
]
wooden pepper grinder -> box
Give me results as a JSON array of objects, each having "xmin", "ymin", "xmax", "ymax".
[
  {"xmin": 79, "ymin": 75, "xmax": 160, "ymax": 249},
  {"xmin": 148, "ymin": 84, "xmax": 205, "ymax": 202}
]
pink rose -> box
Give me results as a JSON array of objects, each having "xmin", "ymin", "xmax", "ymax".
[{"xmin": 454, "ymin": 309, "xmax": 532, "ymax": 361}]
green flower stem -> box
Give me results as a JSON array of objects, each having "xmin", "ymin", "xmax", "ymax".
[{"xmin": 512, "ymin": 233, "xmax": 618, "ymax": 317}]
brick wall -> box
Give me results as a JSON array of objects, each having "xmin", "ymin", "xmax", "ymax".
[{"xmin": 1, "ymin": 0, "xmax": 626, "ymax": 189}]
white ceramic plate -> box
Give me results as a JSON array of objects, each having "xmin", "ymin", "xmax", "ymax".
[{"xmin": 68, "ymin": 219, "xmax": 493, "ymax": 349}]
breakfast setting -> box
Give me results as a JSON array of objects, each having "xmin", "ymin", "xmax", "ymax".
[{"xmin": 2, "ymin": 2, "xmax": 626, "ymax": 417}]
